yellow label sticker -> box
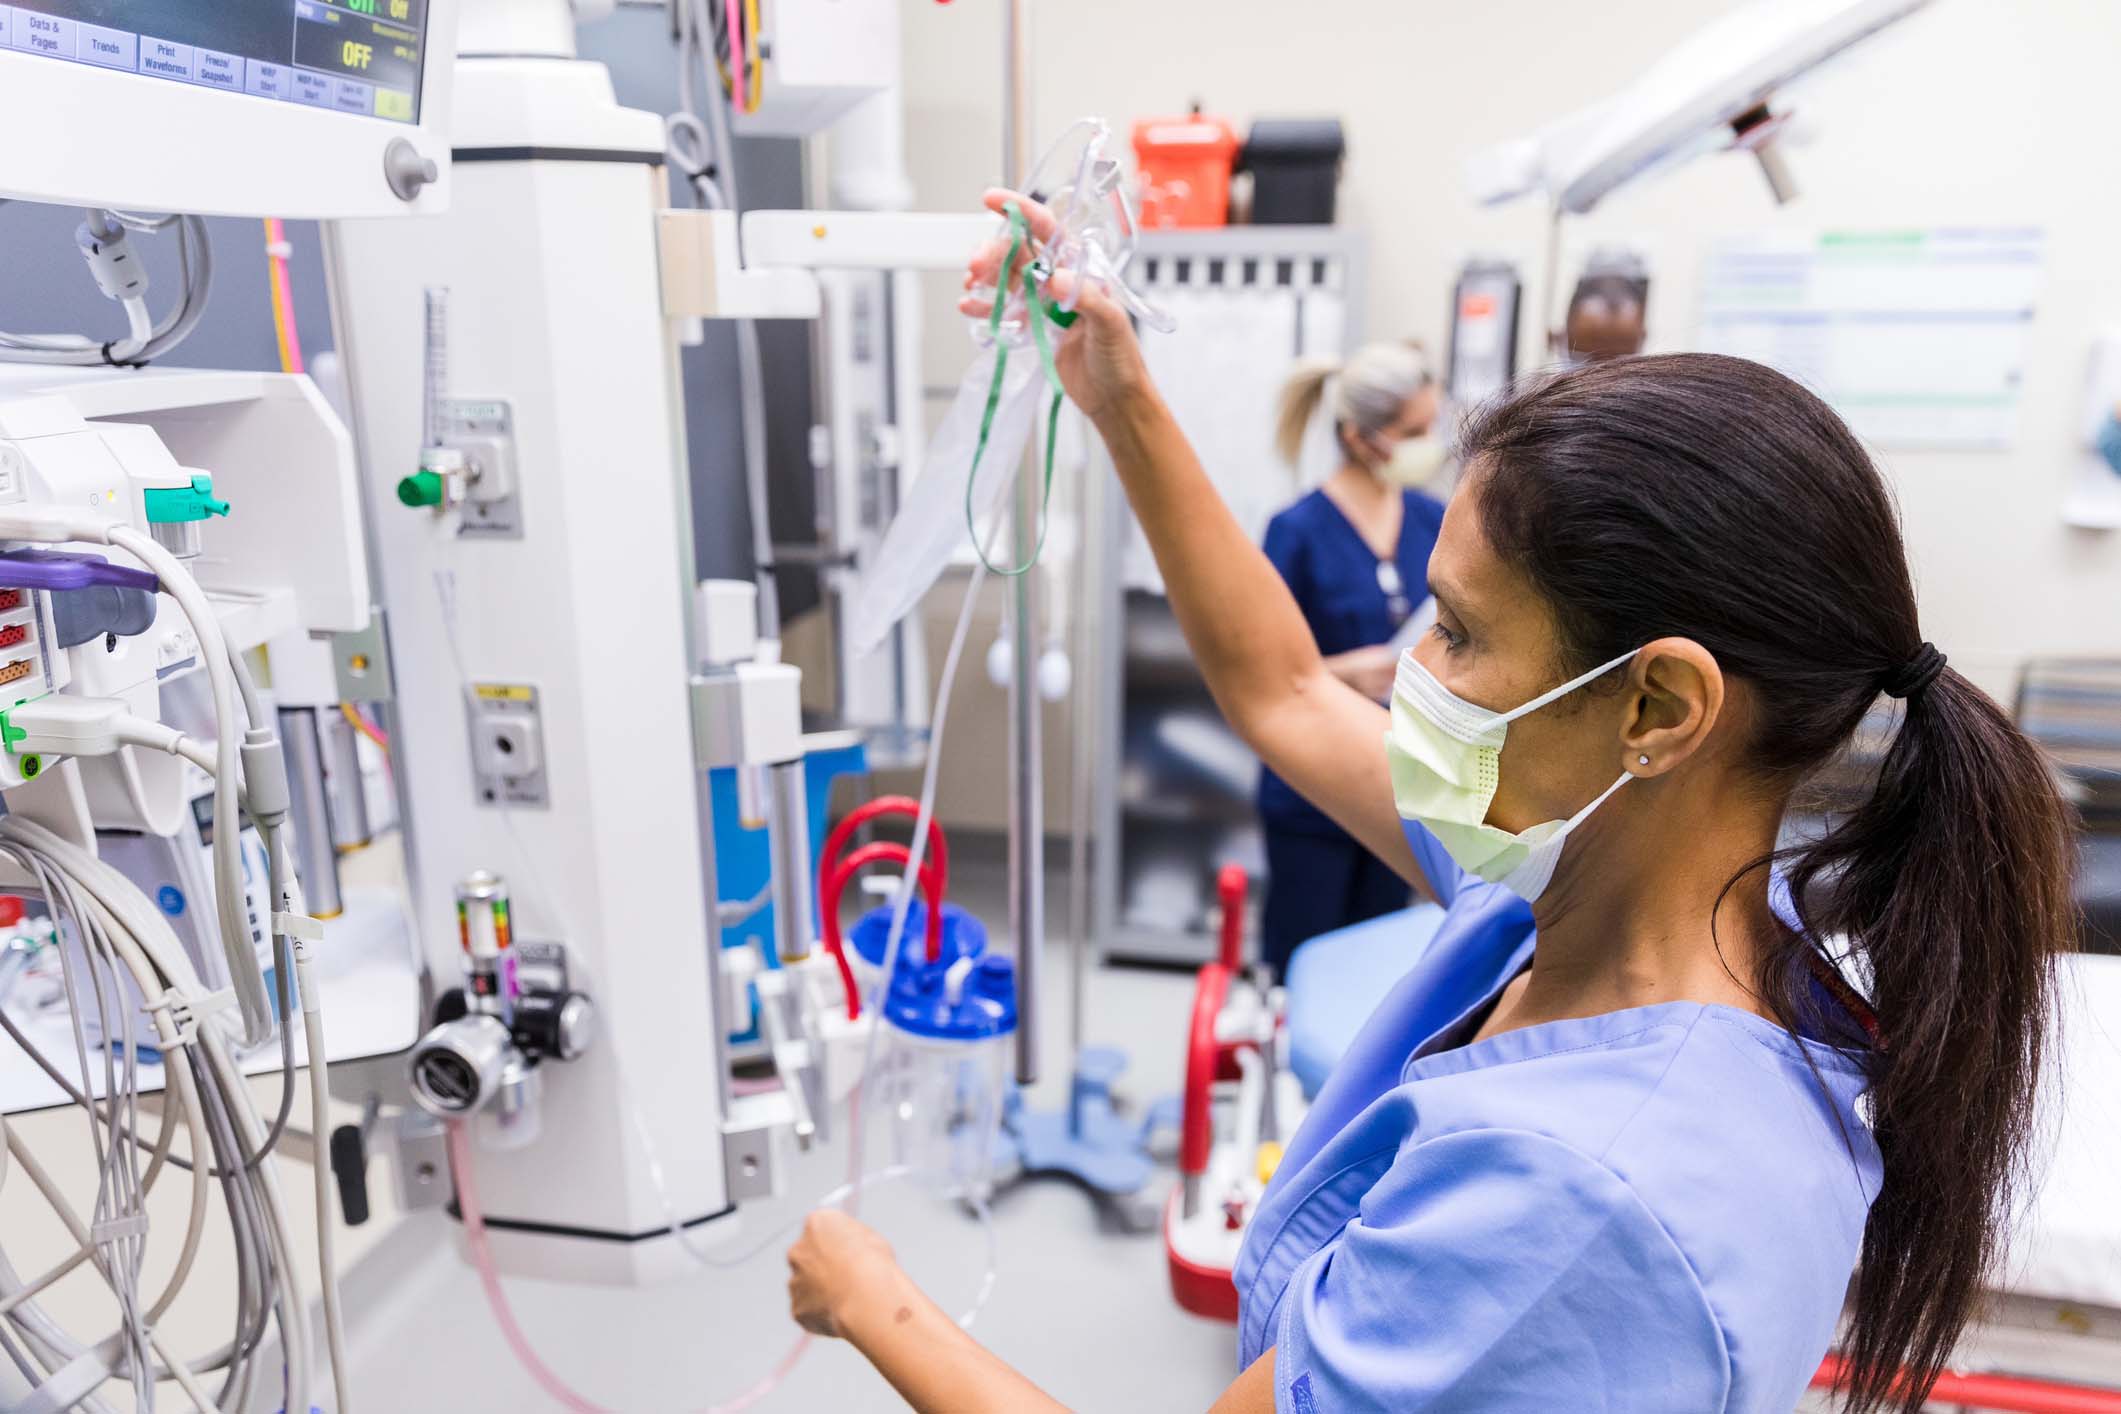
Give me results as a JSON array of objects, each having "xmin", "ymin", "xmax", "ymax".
[{"xmin": 474, "ymin": 683, "xmax": 534, "ymax": 703}]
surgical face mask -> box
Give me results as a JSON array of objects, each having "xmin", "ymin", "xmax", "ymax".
[
  {"xmin": 1385, "ymin": 646, "xmax": 1639, "ymax": 902},
  {"xmin": 1375, "ymin": 434, "xmax": 1449, "ymax": 488},
  {"xmin": 1365, "ymin": 428, "xmax": 1450, "ymax": 489}
]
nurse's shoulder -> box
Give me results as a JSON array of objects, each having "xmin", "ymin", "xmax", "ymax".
[
  {"xmin": 1263, "ymin": 487, "xmax": 1335, "ymax": 542},
  {"xmin": 1388, "ymin": 1000, "xmax": 1876, "ymax": 1414}
]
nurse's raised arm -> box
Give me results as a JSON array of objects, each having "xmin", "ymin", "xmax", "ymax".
[{"xmin": 962, "ymin": 189, "xmax": 1428, "ymax": 896}]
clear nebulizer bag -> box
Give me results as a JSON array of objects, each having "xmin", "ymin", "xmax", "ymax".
[
  {"xmin": 848, "ymin": 347, "xmax": 1040, "ymax": 656},
  {"xmin": 846, "ymin": 118, "xmax": 1173, "ymax": 659}
]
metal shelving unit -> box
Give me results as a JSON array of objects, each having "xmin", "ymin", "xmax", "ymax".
[{"xmin": 1093, "ymin": 227, "xmax": 1365, "ymax": 966}]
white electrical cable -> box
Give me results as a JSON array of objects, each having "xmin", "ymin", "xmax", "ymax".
[
  {"xmin": 0, "ymin": 211, "xmax": 212, "ymax": 366},
  {"xmin": 0, "ymin": 537, "xmax": 345, "ymax": 1409},
  {"xmin": 116, "ymin": 299, "xmax": 153, "ymax": 362},
  {"xmin": 105, "ymin": 523, "xmax": 269, "ymax": 1044},
  {"xmin": 295, "ymin": 914, "xmax": 354, "ymax": 1414},
  {"xmin": 140, "ymin": 728, "xmax": 354, "ymax": 1412},
  {"xmin": 0, "ymin": 818, "xmax": 317, "ymax": 1411}
]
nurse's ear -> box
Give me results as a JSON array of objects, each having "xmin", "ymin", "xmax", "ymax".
[{"xmin": 1615, "ymin": 638, "xmax": 1724, "ymax": 778}]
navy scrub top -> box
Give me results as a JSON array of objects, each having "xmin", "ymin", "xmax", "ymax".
[{"xmin": 1259, "ymin": 487, "xmax": 1447, "ymax": 835}]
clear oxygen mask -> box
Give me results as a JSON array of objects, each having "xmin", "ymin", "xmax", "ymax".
[{"xmin": 848, "ymin": 120, "xmax": 1173, "ymax": 659}]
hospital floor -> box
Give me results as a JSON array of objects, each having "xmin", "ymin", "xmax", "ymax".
[{"xmin": 338, "ymin": 841, "xmax": 1240, "ymax": 1412}]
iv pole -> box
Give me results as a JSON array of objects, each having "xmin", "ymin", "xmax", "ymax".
[
  {"xmin": 1003, "ymin": 0, "xmax": 1043, "ymax": 1088},
  {"xmin": 994, "ymin": 9, "xmax": 1157, "ymax": 1225}
]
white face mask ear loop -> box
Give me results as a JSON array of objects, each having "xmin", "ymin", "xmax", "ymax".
[
  {"xmin": 1566, "ymin": 770, "xmax": 1636, "ymax": 831},
  {"xmin": 1495, "ymin": 647, "xmax": 1642, "ymax": 727}
]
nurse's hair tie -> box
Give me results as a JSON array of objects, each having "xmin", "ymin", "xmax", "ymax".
[{"xmin": 1881, "ymin": 641, "xmax": 1947, "ymax": 700}]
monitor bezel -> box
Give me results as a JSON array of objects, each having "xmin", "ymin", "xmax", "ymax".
[{"xmin": 0, "ymin": 0, "xmax": 457, "ymax": 219}]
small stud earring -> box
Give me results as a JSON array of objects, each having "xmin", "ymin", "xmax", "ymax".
[{"xmin": 1637, "ymin": 754, "xmax": 1651, "ymax": 767}]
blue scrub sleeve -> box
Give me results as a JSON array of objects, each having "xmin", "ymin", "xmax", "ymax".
[
  {"xmin": 1400, "ymin": 818, "xmax": 1474, "ymax": 908},
  {"xmin": 1275, "ymin": 1128, "xmax": 1731, "ymax": 1414}
]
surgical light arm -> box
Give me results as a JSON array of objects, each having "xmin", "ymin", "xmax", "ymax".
[{"xmin": 1467, "ymin": 0, "xmax": 1932, "ymax": 216}]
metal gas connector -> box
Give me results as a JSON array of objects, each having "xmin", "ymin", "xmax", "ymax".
[{"xmin": 406, "ymin": 870, "xmax": 596, "ymax": 1147}]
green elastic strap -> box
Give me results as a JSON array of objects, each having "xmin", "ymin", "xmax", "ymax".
[{"xmin": 963, "ymin": 203, "xmax": 1070, "ymax": 579}]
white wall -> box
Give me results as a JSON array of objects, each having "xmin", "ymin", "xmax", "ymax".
[{"xmin": 896, "ymin": 0, "xmax": 2121, "ymax": 702}]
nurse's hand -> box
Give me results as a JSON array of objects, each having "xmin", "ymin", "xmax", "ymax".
[
  {"xmin": 1327, "ymin": 645, "xmax": 1400, "ymax": 703},
  {"xmin": 787, "ymin": 1209, "xmax": 900, "ymax": 1338},
  {"xmin": 959, "ymin": 188, "xmax": 1151, "ymax": 424}
]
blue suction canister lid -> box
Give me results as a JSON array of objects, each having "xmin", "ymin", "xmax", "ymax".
[
  {"xmin": 883, "ymin": 947, "xmax": 1017, "ymax": 1041},
  {"xmin": 848, "ymin": 898, "xmax": 985, "ymax": 972}
]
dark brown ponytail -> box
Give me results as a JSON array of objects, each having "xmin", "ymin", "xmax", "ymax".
[
  {"xmin": 1461, "ymin": 353, "xmax": 2074, "ymax": 1414},
  {"xmin": 1783, "ymin": 666, "xmax": 2070, "ymax": 1412}
]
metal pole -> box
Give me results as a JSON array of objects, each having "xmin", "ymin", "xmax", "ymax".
[
  {"xmin": 318, "ymin": 706, "xmax": 374, "ymax": 852},
  {"xmin": 766, "ymin": 760, "xmax": 816, "ymax": 963},
  {"xmin": 1066, "ymin": 441, "xmax": 1097, "ymax": 1062},
  {"xmin": 1003, "ymin": 0, "xmax": 1042, "ymax": 1088},
  {"xmin": 276, "ymin": 707, "xmax": 344, "ymax": 920}
]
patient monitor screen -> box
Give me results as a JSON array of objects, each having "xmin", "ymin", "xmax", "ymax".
[{"xmin": 1, "ymin": 0, "xmax": 426, "ymax": 123}]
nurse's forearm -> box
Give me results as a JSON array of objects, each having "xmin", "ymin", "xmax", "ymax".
[
  {"xmin": 1092, "ymin": 388, "xmax": 1423, "ymax": 887},
  {"xmin": 838, "ymin": 1270, "xmax": 1067, "ymax": 1414}
]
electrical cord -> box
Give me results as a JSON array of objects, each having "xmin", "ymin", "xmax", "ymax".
[
  {"xmin": 106, "ymin": 523, "xmax": 269, "ymax": 1045},
  {"xmin": 671, "ymin": 0, "xmax": 781, "ymax": 640},
  {"xmin": 0, "ymin": 819, "xmax": 313, "ymax": 1411},
  {"xmin": 287, "ymin": 831, "xmax": 353, "ymax": 1414},
  {"xmin": 0, "ymin": 522, "xmax": 345, "ymax": 1409},
  {"xmin": 340, "ymin": 701, "xmax": 390, "ymax": 752},
  {"xmin": 718, "ymin": 881, "xmax": 773, "ymax": 927},
  {"xmin": 0, "ymin": 210, "xmax": 212, "ymax": 367},
  {"xmin": 0, "ymin": 450, "xmax": 334, "ymax": 1051},
  {"xmin": 119, "ymin": 714, "xmax": 354, "ymax": 1408}
]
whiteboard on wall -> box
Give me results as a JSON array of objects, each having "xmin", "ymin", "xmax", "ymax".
[
  {"xmin": 1126, "ymin": 233, "xmax": 1362, "ymax": 591},
  {"xmin": 1697, "ymin": 227, "xmax": 2044, "ymax": 450}
]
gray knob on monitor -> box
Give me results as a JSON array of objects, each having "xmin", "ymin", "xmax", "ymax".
[{"xmin": 383, "ymin": 138, "xmax": 440, "ymax": 202}]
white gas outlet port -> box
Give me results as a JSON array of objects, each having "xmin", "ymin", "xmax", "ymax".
[
  {"xmin": 464, "ymin": 682, "xmax": 548, "ymax": 808},
  {"xmin": 473, "ymin": 712, "xmax": 542, "ymax": 779}
]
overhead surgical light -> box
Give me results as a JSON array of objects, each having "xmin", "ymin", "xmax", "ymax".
[
  {"xmin": 1464, "ymin": 0, "xmax": 1935, "ymax": 348},
  {"xmin": 1470, "ymin": 0, "xmax": 1932, "ymax": 214}
]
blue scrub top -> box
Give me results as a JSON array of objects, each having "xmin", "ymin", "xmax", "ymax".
[
  {"xmin": 1259, "ymin": 488, "xmax": 1447, "ymax": 835},
  {"xmin": 1234, "ymin": 821, "xmax": 1882, "ymax": 1413}
]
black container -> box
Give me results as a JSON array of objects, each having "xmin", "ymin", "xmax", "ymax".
[{"xmin": 1239, "ymin": 119, "xmax": 1345, "ymax": 225}]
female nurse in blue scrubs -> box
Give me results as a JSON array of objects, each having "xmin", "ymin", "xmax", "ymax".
[
  {"xmin": 1255, "ymin": 342, "xmax": 1447, "ymax": 977},
  {"xmin": 783, "ymin": 192, "xmax": 2072, "ymax": 1414}
]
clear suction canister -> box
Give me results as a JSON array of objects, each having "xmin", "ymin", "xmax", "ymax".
[{"xmin": 876, "ymin": 948, "xmax": 1018, "ymax": 1201}]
